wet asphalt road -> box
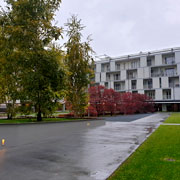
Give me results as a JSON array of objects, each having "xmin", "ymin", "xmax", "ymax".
[
  {"xmin": 0, "ymin": 113, "xmax": 169, "ymax": 180},
  {"xmin": 104, "ymin": 113, "xmax": 153, "ymax": 122}
]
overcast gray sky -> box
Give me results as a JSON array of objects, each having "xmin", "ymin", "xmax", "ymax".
[{"xmin": 1, "ymin": 0, "xmax": 180, "ymax": 57}]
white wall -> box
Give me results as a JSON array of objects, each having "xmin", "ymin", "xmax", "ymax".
[
  {"xmin": 143, "ymin": 67, "xmax": 150, "ymax": 78},
  {"xmin": 161, "ymin": 77, "xmax": 169, "ymax": 88},
  {"xmin": 153, "ymin": 77, "xmax": 159, "ymax": 88},
  {"xmin": 121, "ymin": 70, "xmax": 127, "ymax": 80},
  {"xmin": 175, "ymin": 51, "xmax": 180, "ymax": 63},
  {"xmin": 125, "ymin": 62, "xmax": 129, "ymax": 69},
  {"xmin": 95, "ymin": 73, "xmax": 100, "ymax": 82},
  {"xmin": 155, "ymin": 54, "xmax": 162, "ymax": 66},
  {"xmin": 174, "ymin": 88, "xmax": 180, "ymax": 100},
  {"xmin": 110, "ymin": 81, "xmax": 114, "ymax": 89},
  {"xmin": 125, "ymin": 80, "xmax": 130, "ymax": 90},
  {"xmin": 155, "ymin": 89, "xmax": 162, "ymax": 100},
  {"xmin": 96, "ymin": 63, "xmax": 101, "ymax": 72},
  {"xmin": 110, "ymin": 61, "xmax": 115, "ymax": 71},
  {"xmin": 140, "ymin": 56, "xmax": 147, "ymax": 67},
  {"xmin": 137, "ymin": 79, "xmax": 143, "ymax": 89},
  {"xmin": 137, "ymin": 68, "xmax": 143, "ymax": 78},
  {"xmin": 177, "ymin": 64, "xmax": 180, "ymax": 76},
  {"xmin": 101, "ymin": 72, "xmax": 106, "ymax": 82}
]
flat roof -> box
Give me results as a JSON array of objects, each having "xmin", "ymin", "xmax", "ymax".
[{"xmin": 95, "ymin": 47, "xmax": 180, "ymax": 64}]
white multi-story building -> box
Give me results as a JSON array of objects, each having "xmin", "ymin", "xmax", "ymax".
[{"xmin": 94, "ymin": 47, "xmax": 180, "ymax": 111}]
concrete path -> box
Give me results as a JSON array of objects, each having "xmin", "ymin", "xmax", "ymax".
[
  {"xmin": 162, "ymin": 123, "xmax": 180, "ymax": 125},
  {"xmin": 104, "ymin": 113, "xmax": 153, "ymax": 122},
  {"xmin": 0, "ymin": 113, "xmax": 169, "ymax": 180}
]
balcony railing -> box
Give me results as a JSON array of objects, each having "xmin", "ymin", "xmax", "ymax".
[
  {"xmin": 169, "ymin": 83, "xmax": 180, "ymax": 88},
  {"xmin": 164, "ymin": 60, "xmax": 175, "ymax": 65},
  {"xmin": 128, "ymin": 75, "xmax": 137, "ymax": 79},
  {"xmin": 131, "ymin": 85, "xmax": 137, "ymax": 90},
  {"xmin": 143, "ymin": 84, "xmax": 153, "ymax": 89},
  {"xmin": 114, "ymin": 77, "xmax": 121, "ymax": 81},
  {"xmin": 102, "ymin": 67, "xmax": 110, "ymax": 72},
  {"xmin": 106, "ymin": 77, "xmax": 111, "ymax": 81},
  {"xmin": 163, "ymin": 95, "xmax": 171, "ymax": 100},
  {"xmin": 151, "ymin": 71, "xmax": 177, "ymax": 77},
  {"xmin": 115, "ymin": 66, "xmax": 121, "ymax": 71},
  {"xmin": 114, "ymin": 86, "xmax": 125, "ymax": 91},
  {"xmin": 145, "ymin": 95, "xmax": 155, "ymax": 100}
]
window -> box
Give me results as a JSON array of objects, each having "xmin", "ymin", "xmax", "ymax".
[
  {"xmin": 102, "ymin": 63, "xmax": 110, "ymax": 72},
  {"xmin": 114, "ymin": 82, "xmax": 125, "ymax": 91},
  {"xmin": 114, "ymin": 83, "xmax": 120, "ymax": 91},
  {"xmin": 131, "ymin": 61, "xmax": 139, "ymax": 69},
  {"xmin": 147, "ymin": 59, "xmax": 152, "ymax": 66},
  {"xmin": 145, "ymin": 91, "xmax": 155, "ymax": 99},
  {"xmin": 143, "ymin": 79, "xmax": 152, "ymax": 89},
  {"xmin": 114, "ymin": 73, "xmax": 120, "ymax": 80},
  {"xmin": 105, "ymin": 82, "xmax": 108, "ymax": 89},
  {"xmin": 159, "ymin": 78, "xmax": 162, "ymax": 88},
  {"xmin": 165, "ymin": 68, "xmax": 176, "ymax": 76},
  {"xmin": 106, "ymin": 74, "xmax": 111, "ymax": 81},
  {"xmin": 131, "ymin": 80, "xmax": 136, "ymax": 89},
  {"xmin": 128, "ymin": 71, "xmax": 137, "ymax": 79},
  {"xmin": 116, "ymin": 63, "xmax": 120, "ymax": 70},
  {"xmin": 164, "ymin": 56, "xmax": 175, "ymax": 65},
  {"xmin": 163, "ymin": 89, "xmax": 171, "ymax": 99}
]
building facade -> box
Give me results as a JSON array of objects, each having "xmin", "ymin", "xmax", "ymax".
[{"xmin": 94, "ymin": 47, "xmax": 180, "ymax": 111}]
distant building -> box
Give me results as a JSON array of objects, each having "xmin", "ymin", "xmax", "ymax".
[{"xmin": 94, "ymin": 47, "xmax": 180, "ymax": 111}]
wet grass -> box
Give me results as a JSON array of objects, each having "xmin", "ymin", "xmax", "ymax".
[
  {"xmin": 0, "ymin": 118, "xmax": 82, "ymax": 124},
  {"xmin": 164, "ymin": 113, "xmax": 180, "ymax": 123},
  {"xmin": 108, "ymin": 125, "xmax": 180, "ymax": 180}
]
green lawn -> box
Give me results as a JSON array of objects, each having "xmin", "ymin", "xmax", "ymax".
[
  {"xmin": 164, "ymin": 113, "xmax": 180, "ymax": 123},
  {"xmin": 108, "ymin": 125, "xmax": 180, "ymax": 180},
  {"xmin": 0, "ymin": 118, "xmax": 82, "ymax": 124}
]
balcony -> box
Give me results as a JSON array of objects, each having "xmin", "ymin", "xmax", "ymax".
[
  {"xmin": 151, "ymin": 71, "xmax": 177, "ymax": 77},
  {"xmin": 131, "ymin": 85, "xmax": 137, "ymax": 90},
  {"xmin": 115, "ymin": 64, "xmax": 121, "ymax": 71},
  {"xmin": 143, "ymin": 84, "xmax": 153, "ymax": 89},
  {"xmin": 114, "ymin": 86, "xmax": 125, "ymax": 91},
  {"xmin": 131, "ymin": 80, "xmax": 137, "ymax": 90},
  {"xmin": 106, "ymin": 74, "xmax": 111, "ymax": 81},
  {"xmin": 169, "ymin": 83, "xmax": 180, "ymax": 88},
  {"xmin": 114, "ymin": 82, "xmax": 125, "ymax": 91},
  {"xmin": 113, "ymin": 74, "xmax": 121, "ymax": 81},
  {"xmin": 164, "ymin": 56, "xmax": 175, "ymax": 65},
  {"xmin": 163, "ymin": 95, "xmax": 171, "ymax": 100},
  {"xmin": 128, "ymin": 74, "xmax": 137, "ymax": 79},
  {"xmin": 163, "ymin": 89, "xmax": 171, "ymax": 100},
  {"xmin": 102, "ymin": 63, "xmax": 110, "ymax": 72},
  {"xmin": 145, "ymin": 90, "xmax": 155, "ymax": 100}
]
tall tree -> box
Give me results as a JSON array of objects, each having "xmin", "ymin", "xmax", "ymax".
[
  {"xmin": 64, "ymin": 15, "xmax": 94, "ymax": 117},
  {"xmin": 0, "ymin": 0, "xmax": 65, "ymax": 121}
]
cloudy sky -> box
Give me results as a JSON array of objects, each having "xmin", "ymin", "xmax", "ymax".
[{"xmin": 1, "ymin": 0, "xmax": 180, "ymax": 57}]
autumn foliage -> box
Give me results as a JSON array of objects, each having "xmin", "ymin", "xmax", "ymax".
[{"xmin": 88, "ymin": 85, "xmax": 154, "ymax": 116}]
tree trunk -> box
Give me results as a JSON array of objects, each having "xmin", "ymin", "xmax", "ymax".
[
  {"xmin": 37, "ymin": 90, "xmax": 42, "ymax": 121},
  {"xmin": 7, "ymin": 103, "xmax": 13, "ymax": 119},
  {"xmin": 37, "ymin": 102, "xmax": 42, "ymax": 121},
  {"xmin": 7, "ymin": 113, "xmax": 12, "ymax": 119},
  {"xmin": 37, "ymin": 110, "xmax": 42, "ymax": 121}
]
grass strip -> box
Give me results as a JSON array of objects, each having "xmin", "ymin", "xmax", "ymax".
[
  {"xmin": 108, "ymin": 125, "xmax": 180, "ymax": 180},
  {"xmin": 0, "ymin": 118, "xmax": 82, "ymax": 124},
  {"xmin": 164, "ymin": 113, "xmax": 180, "ymax": 124}
]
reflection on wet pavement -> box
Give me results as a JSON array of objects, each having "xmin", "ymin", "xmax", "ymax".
[{"xmin": 0, "ymin": 113, "xmax": 169, "ymax": 180}]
